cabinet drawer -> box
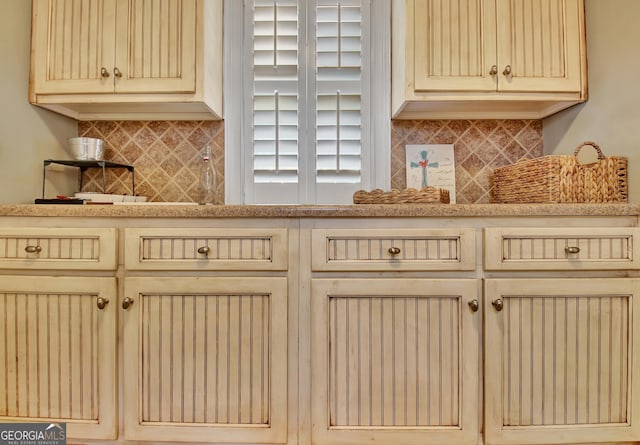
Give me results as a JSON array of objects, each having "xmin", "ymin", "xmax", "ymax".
[
  {"xmin": 0, "ymin": 228, "xmax": 117, "ymax": 270},
  {"xmin": 124, "ymin": 228, "xmax": 288, "ymax": 271},
  {"xmin": 485, "ymin": 227, "xmax": 640, "ymax": 270},
  {"xmin": 311, "ymin": 228, "xmax": 476, "ymax": 271}
]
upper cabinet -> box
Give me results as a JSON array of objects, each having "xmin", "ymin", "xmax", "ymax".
[
  {"xmin": 29, "ymin": 0, "xmax": 222, "ymax": 120},
  {"xmin": 392, "ymin": 0, "xmax": 587, "ymax": 119}
]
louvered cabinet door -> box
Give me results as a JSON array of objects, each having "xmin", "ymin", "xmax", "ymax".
[
  {"xmin": 495, "ymin": 0, "xmax": 584, "ymax": 93},
  {"xmin": 113, "ymin": 0, "xmax": 197, "ymax": 93},
  {"xmin": 311, "ymin": 279, "xmax": 480, "ymax": 445},
  {"xmin": 413, "ymin": 0, "xmax": 497, "ymax": 92},
  {"xmin": 484, "ymin": 279, "xmax": 640, "ymax": 445},
  {"xmin": 31, "ymin": 0, "xmax": 118, "ymax": 94},
  {"xmin": 122, "ymin": 277, "xmax": 288, "ymax": 443},
  {"xmin": 0, "ymin": 276, "xmax": 117, "ymax": 440}
]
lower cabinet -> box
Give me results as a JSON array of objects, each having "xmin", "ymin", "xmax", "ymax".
[
  {"xmin": 484, "ymin": 278, "xmax": 640, "ymax": 445},
  {"xmin": 0, "ymin": 276, "xmax": 117, "ymax": 440},
  {"xmin": 122, "ymin": 276, "xmax": 289, "ymax": 444},
  {"xmin": 2, "ymin": 218, "xmax": 640, "ymax": 445},
  {"xmin": 310, "ymin": 278, "xmax": 480, "ymax": 445}
]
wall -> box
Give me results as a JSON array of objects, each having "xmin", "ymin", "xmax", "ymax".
[
  {"xmin": 0, "ymin": 2, "xmax": 77, "ymax": 204},
  {"xmin": 544, "ymin": 0, "xmax": 640, "ymax": 202}
]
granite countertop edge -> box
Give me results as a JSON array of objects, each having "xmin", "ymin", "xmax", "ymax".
[{"xmin": 0, "ymin": 203, "xmax": 638, "ymax": 218}]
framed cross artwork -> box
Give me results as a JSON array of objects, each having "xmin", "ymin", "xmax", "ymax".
[{"xmin": 405, "ymin": 144, "xmax": 456, "ymax": 203}]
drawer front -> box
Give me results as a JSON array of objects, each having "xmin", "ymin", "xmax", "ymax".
[
  {"xmin": 311, "ymin": 228, "xmax": 476, "ymax": 271},
  {"xmin": 0, "ymin": 228, "xmax": 117, "ymax": 270},
  {"xmin": 124, "ymin": 228, "xmax": 288, "ymax": 270},
  {"xmin": 485, "ymin": 227, "xmax": 640, "ymax": 270}
]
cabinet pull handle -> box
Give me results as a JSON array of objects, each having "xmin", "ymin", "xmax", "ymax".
[
  {"xmin": 388, "ymin": 246, "xmax": 401, "ymax": 255},
  {"xmin": 503, "ymin": 65, "xmax": 512, "ymax": 76},
  {"xmin": 197, "ymin": 246, "xmax": 211, "ymax": 255},
  {"xmin": 468, "ymin": 299, "xmax": 479, "ymax": 313},
  {"xmin": 489, "ymin": 65, "xmax": 498, "ymax": 76},
  {"xmin": 113, "ymin": 67, "xmax": 123, "ymax": 78},
  {"xmin": 100, "ymin": 67, "xmax": 110, "ymax": 78},
  {"xmin": 24, "ymin": 245, "xmax": 42, "ymax": 254},
  {"xmin": 96, "ymin": 297, "xmax": 109, "ymax": 310},
  {"xmin": 122, "ymin": 297, "xmax": 134, "ymax": 310},
  {"xmin": 565, "ymin": 246, "xmax": 580, "ymax": 254},
  {"xmin": 492, "ymin": 299, "xmax": 504, "ymax": 312}
]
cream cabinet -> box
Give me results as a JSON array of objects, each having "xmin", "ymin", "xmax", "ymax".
[
  {"xmin": 484, "ymin": 278, "xmax": 640, "ymax": 445},
  {"xmin": 122, "ymin": 277, "xmax": 288, "ymax": 443},
  {"xmin": 308, "ymin": 227, "xmax": 480, "ymax": 445},
  {"xmin": 122, "ymin": 227, "xmax": 292, "ymax": 443},
  {"xmin": 392, "ymin": 0, "xmax": 587, "ymax": 119},
  {"xmin": 0, "ymin": 227, "xmax": 118, "ymax": 440},
  {"xmin": 1, "ymin": 214, "xmax": 640, "ymax": 445},
  {"xmin": 29, "ymin": 0, "xmax": 222, "ymax": 120},
  {"xmin": 311, "ymin": 278, "xmax": 480, "ymax": 445},
  {"xmin": 483, "ymin": 226, "xmax": 640, "ymax": 445}
]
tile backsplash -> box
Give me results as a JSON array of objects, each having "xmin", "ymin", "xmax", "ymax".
[
  {"xmin": 391, "ymin": 119, "xmax": 543, "ymax": 204},
  {"xmin": 78, "ymin": 119, "xmax": 541, "ymax": 204},
  {"xmin": 78, "ymin": 120, "xmax": 224, "ymax": 203}
]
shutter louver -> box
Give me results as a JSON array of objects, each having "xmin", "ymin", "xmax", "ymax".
[{"xmin": 315, "ymin": 1, "xmax": 363, "ymax": 184}]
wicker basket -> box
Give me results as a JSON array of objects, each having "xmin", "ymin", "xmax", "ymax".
[
  {"xmin": 353, "ymin": 187, "xmax": 450, "ymax": 204},
  {"xmin": 490, "ymin": 142, "xmax": 628, "ymax": 204}
]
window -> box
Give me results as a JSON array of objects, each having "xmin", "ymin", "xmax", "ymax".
[{"xmin": 224, "ymin": 0, "xmax": 390, "ymax": 204}]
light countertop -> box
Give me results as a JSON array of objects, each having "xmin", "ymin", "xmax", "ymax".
[{"xmin": 0, "ymin": 203, "xmax": 637, "ymax": 218}]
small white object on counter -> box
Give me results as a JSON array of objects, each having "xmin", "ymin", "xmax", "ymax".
[{"xmin": 74, "ymin": 193, "xmax": 147, "ymax": 203}]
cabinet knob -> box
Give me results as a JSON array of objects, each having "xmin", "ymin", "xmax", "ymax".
[
  {"xmin": 113, "ymin": 67, "xmax": 123, "ymax": 78},
  {"xmin": 489, "ymin": 65, "xmax": 498, "ymax": 76},
  {"xmin": 24, "ymin": 245, "xmax": 42, "ymax": 254},
  {"xmin": 122, "ymin": 297, "xmax": 134, "ymax": 310},
  {"xmin": 96, "ymin": 297, "xmax": 109, "ymax": 310},
  {"xmin": 468, "ymin": 299, "xmax": 479, "ymax": 313},
  {"xmin": 100, "ymin": 67, "xmax": 110, "ymax": 78},
  {"xmin": 503, "ymin": 65, "xmax": 512, "ymax": 76},
  {"xmin": 388, "ymin": 246, "xmax": 401, "ymax": 255},
  {"xmin": 197, "ymin": 246, "xmax": 211, "ymax": 256},
  {"xmin": 565, "ymin": 246, "xmax": 580, "ymax": 254},
  {"xmin": 492, "ymin": 299, "xmax": 504, "ymax": 312}
]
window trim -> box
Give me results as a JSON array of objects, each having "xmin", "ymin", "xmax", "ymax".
[{"xmin": 223, "ymin": 0, "xmax": 390, "ymax": 204}]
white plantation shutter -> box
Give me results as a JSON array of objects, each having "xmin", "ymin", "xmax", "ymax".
[
  {"xmin": 315, "ymin": 1, "xmax": 364, "ymax": 184},
  {"xmin": 252, "ymin": 0, "xmax": 299, "ymax": 184},
  {"xmin": 224, "ymin": 0, "xmax": 389, "ymax": 204}
]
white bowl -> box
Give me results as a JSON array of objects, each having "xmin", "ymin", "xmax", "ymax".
[{"xmin": 68, "ymin": 137, "xmax": 105, "ymax": 160}]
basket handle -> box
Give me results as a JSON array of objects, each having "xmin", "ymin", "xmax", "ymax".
[{"xmin": 574, "ymin": 141, "xmax": 605, "ymax": 160}]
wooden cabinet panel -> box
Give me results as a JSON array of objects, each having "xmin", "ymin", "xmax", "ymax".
[
  {"xmin": 484, "ymin": 227, "xmax": 640, "ymax": 270},
  {"xmin": 0, "ymin": 228, "xmax": 117, "ymax": 270},
  {"xmin": 484, "ymin": 278, "xmax": 640, "ymax": 445},
  {"xmin": 124, "ymin": 228, "xmax": 288, "ymax": 270},
  {"xmin": 311, "ymin": 279, "xmax": 480, "ymax": 445},
  {"xmin": 414, "ymin": 0, "xmax": 497, "ymax": 91},
  {"xmin": 0, "ymin": 276, "xmax": 117, "ymax": 440},
  {"xmin": 496, "ymin": 0, "xmax": 583, "ymax": 93},
  {"xmin": 123, "ymin": 277, "xmax": 288, "ymax": 444},
  {"xmin": 311, "ymin": 228, "xmax": 476, "ymax": 271},
  {"xmin": 31, "ymin": 0, "xmax": 117, "ymax": 94},
  {"xmin": 114, "ymin": 0, "xmax": 196, "ymax": 93}
]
